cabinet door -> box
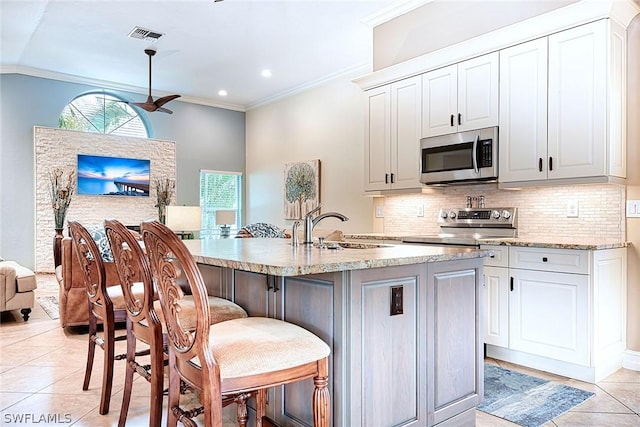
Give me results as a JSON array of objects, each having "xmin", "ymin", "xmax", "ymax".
[
  {"xmin": 483, "ymin": 266, "xmax": 509, "ymax": 347},
  {"xmin": 364, "ymin": 85, "xmax": 392, "ymax": 191},
  {"xmin": 510, "ymin": 269, "xmax": 589, "ymax": 366},
  {"xmin": 232, "ymin": 269, "xmax": 271, "ymax": 317},
  {"xmin": 499, "ymin": 38, "xmax": 548, "ymax": 183},
  {"xmin": 422, "ymin": 64, "xmax": 457, "ymax": 137},
  {"xmin": 457, "ymin": 52, "xmax": 499, "ymax": 132},
  {"xmin": 548, "ymin": 20, "xmax": 606, "ymax": 180},
  {"xmin": 390, "ymin": 76, "xmax": 422, "ymax": 190},
  {"xmin": 273, "ymin": 274, "xmax": 339, "ymax": 427},
  {"xmin": 427, "ymin": 260, "xmax": 482, "ymax": 426}
]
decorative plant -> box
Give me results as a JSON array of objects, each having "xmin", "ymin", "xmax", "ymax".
[
  {"xmin": 49, "ymin": 168, "xmax": 75, "ymax": 229},
  {"xmin": 155, "ymin": 176, "xmax": 175, "ymax": 224}
]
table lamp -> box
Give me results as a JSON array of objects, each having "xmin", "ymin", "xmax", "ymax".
[
  {"xmin": 215, "ymin": 209, "xmax": 236, "ymax": 238},
  {"xmin": 165, "ymin": 206, "xmax": 202, "ymax": 239}
]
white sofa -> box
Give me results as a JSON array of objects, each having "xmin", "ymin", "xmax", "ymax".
[{"xmin": 0, "ymin": 260, "xmax": 37, "ymax": 321}]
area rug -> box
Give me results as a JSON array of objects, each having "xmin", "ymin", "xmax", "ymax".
[
  {"xmin": 36, "ymin": 296, "xmax": 60, "ymax": 320},
  {"xmin": 478, "ymin": 364, "xmax": 594, "ymax": 427}
]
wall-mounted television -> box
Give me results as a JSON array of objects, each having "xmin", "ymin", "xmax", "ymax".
[{"xmin": 77, "ymin": 154, "xmax": 150, "ymax": 196}]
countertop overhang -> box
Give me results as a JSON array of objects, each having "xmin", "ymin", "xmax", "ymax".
[
  {"xmin": 183, "ymin": 238, "xmax": 492, "ymax": 277},
  {"xmin": 343, "ymin": 233, "xmax": 630, "ymax": 251}
]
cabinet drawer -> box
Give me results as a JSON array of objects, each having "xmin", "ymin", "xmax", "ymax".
[
  {"xmin": 482, "ymin": 245, "xmax": 509, "ymax": 267},
  {"xmin": 509, "ymin": 247, "xmax": 589, "ymax": 274}
]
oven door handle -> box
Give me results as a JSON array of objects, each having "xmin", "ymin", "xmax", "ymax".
[{"xmin": 472, "ymin": 134, "xmax": 479, "ymax": 174}]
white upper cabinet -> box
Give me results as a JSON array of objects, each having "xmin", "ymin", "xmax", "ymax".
[
  {"xmin": 548, "ymin": 21, "xmax": 607, "ymax": 180},
  {"xmin": 422, "ymin": 52, "xmax": 499, "ymax": 138},
  {"xmin": 499, "ymin": 19, "xmax": 627, "ymax": 186},
  {"xmin": 499, "ymin": 38, "xmax": 548, "ymax": 183},
  {"xmin": 364, "ymin": 76, "xmax": 422, "ymax": 191}
]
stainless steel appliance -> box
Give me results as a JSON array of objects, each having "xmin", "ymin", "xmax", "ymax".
[
  {"xmin": 402, "ymin": 207, "xmax": 517, "ymax": 248},
  {"xmin": 420, "ymin": 126, "xmax": 498, "ymax": 185}
]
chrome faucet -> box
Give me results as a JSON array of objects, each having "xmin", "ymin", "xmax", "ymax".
[
  {"xmin": 291, "ymin": 220, "xmax": 302, "ymax": 247},
  {"xmin": 303, "ymin": 204, "xmax": 349, "ymax": 244}
]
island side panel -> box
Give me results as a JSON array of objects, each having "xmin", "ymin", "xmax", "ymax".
[
  {"xmin": 426, "ymin": 258, "xmax": 483, "ymax": 427},
  {"xmin": 275, "ymin": 273, "xmax": 341, "ymax": 427}
]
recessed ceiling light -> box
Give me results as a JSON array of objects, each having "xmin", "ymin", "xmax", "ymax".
[
  {"xmin": 218, "ymin": 90, "xmax": 227, "ymax": 97},
  {"xmin": 261, "ymin": 69, "xmax": 272, "ymax": 78}
]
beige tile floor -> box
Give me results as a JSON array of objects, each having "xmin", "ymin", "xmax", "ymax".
[{"xmin": 1, "ymin": 273, "xmax": 638, "ymax": 426}]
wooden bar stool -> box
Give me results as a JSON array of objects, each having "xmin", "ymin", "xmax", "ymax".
[
  {"xmin": 105, "ymin": 219, "xmax": 249, "ymax": 427},
  {"xmin": 68, "ymin": 221, "xmax": 136, "ymax": 415},
  {"xmin": 141, "ymin": 220, "xmax": 331, "ymax": 427}
]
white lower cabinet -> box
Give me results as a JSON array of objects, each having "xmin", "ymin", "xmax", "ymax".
[
  {"xmin": 481, "ymin": 245, "xmax": 627, "ymax": 383},
  {"xmin": 509, "ymin": 268, "xmax": 589, "ymax": 365},
  {"xmin": 483, "ymin": 265, "xmax": 509, "ymax": 347}
]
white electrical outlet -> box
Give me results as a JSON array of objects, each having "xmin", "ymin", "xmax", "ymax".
[
  {"xmin": 375, "ymin": 206, "xmax": 384, "ymax": 218},
  {"xmin": 566, "ymin": 200, "xmax": 579, "ymax": 218},
  {"xmin": 627, "ymin": 200, "xmax": 640, "ymax": 218},
  {"xmin": 417, "ymin": 204, "xmax": 424, "ymax": 217}
]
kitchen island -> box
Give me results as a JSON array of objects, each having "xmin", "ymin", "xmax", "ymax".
[{"xmin": 183, "ymin": 238, "xmax": 492, "ymax": 427}]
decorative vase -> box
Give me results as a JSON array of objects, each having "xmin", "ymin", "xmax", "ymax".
[
  {"xmin": 158, "ymin": 205, "xmax": 166, "ymax": 224},
  {"xmin": 53, "ymin": 227, "xmax": 64, "ymax": 268}
]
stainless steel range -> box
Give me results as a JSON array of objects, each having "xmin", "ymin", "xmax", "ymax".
[{"xmin": 402, "ymin": 207, "xmax": 518, "ymax": 247}]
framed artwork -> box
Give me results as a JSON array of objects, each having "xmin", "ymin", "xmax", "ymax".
[{"xmin": 284, "ymin": 159, "xmax": 320, "ymax": 219}]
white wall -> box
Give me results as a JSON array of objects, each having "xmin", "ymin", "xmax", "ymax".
[{"xmin": 245, "ymin": 72, "xmax": 373, "ymax": 232}]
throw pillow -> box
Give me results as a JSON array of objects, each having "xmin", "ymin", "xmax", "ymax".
[
  {"xmin": 238, "ymin": 223, "xmax": 286, "ymax": 238},
  {"xmin": 85, "ymin": 225, "xmax": 114, "ymax": 263}
]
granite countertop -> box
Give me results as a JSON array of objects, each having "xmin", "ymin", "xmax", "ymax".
[
  {"xmin": 477, "ymin": 237, "xmax": 630, "ymax": 251},
  {"xmin": 343, "ymin": 233, "xmax": 629, "ymax": 251},
  {"xmin": 183, "ymin": 238, "xmax": 491, "ymax": 277}
]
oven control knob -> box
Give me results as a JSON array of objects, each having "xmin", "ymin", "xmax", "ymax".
[
  {"xmin": 440, "ymin": 210, "xmax": 449, "ymax": 219},
  {"xmin": 502, "ymin": 210, "xmax": 512, "ymax": 219},
  {"xmin": 448, "ymin": 211, "xmax": 457, "ymax": 219},
  {"xmin": 492, "ymin": 210, "xmax": 501, "ymax": 219}
]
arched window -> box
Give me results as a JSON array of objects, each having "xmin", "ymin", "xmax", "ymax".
[{"xmin": 59, "ymin": 92, "xmax": 149, "ymax": 138}]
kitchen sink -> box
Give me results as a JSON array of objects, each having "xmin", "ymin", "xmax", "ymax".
[{"xmin": 324, "ymin": 241, "xmax": 392, "ymax": 250}]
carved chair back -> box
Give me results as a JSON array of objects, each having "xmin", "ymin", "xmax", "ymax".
[
  {"xmin": 104, "ymin": 219, "xmax": 156, "ymax": 326},
  {"xmin": 141, "ymin": 221, "xmax": 213, "ymax": 374},
  {"xmin": 68, "ymin": 221, "xmax": 111, "ymax": 311}
]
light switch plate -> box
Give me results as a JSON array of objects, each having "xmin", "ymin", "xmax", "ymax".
[
  {"xmin": 566, "ymin": 200, "xmax": 579, "ymax": 218},
  {"xmin": 375, "ymin": 206, "xmax": 384, "ymax": 218},
  {"xmin": 416, "ymin": 204, "xmax": 424, "ymax": 217},
  {"xmin": 627, "ymin": 200, "xmax": 640, "ymax": 218}
]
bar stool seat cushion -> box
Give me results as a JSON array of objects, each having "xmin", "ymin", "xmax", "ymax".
[
  {"xmin": 194, "ymin": 317, "xmax": 330, "ymax": 379},
  {"xmin": 145, "ymin": 296, "xmax": 248, "ymax": 329}
]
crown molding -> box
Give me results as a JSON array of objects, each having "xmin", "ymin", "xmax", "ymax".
[
  {"xmin": 361, "ymin": 0, "xmax": 432, "ymax": 28},
  {"xmin": 354, "ymin": 0, "xmax": 640, "ymax": 91},
  {"xmin": 246, "ymin": 62, "xmax": 373, "ymax": 111},
  {"xmin": 0, "ymin": 65, "xmax": 246, "ymax": 112}
]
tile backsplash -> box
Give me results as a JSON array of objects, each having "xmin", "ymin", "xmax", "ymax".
[{"xmin": 382, "ymin": 183, "xmax": 626, "ymax": 240}]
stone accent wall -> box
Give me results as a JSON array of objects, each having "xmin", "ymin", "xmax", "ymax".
[
  {"xmin": 382, "ymin": 183, "xmax": 625, "ymax": 240},
  {"xmin": 34, "ymin": 127, "xmax": 176, "ymax": 272}
]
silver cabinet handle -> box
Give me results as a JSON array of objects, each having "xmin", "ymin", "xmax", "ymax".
[{"xmin": 472, "ymin": 134, "xmax": 479, "ymax": 174}]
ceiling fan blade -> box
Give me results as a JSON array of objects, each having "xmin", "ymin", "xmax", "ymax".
[
  {"xmin": 155, "ymin": 94, "xmax": 181, "ymax": 108},
  {"xmin": 129, "ymin": 102, "xmax": 158, "ymax": 112},
  {"xmin": 156, "ymin": 107, "xmax": 174, "ymax": 114}
]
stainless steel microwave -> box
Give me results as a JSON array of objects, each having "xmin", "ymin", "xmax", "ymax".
[{"xmin": 420, "ymin": 126, "xmax": 498, "ymax": 185}]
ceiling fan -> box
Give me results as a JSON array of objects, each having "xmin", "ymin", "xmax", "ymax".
[{"xmin": 129, "ymin": 47, "xmax": 180, "ymax": 114}]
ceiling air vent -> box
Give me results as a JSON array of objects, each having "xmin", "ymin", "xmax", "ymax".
[{"xmin": 127, "ymin": 26, "xmax": 164, "ymax": 42}]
